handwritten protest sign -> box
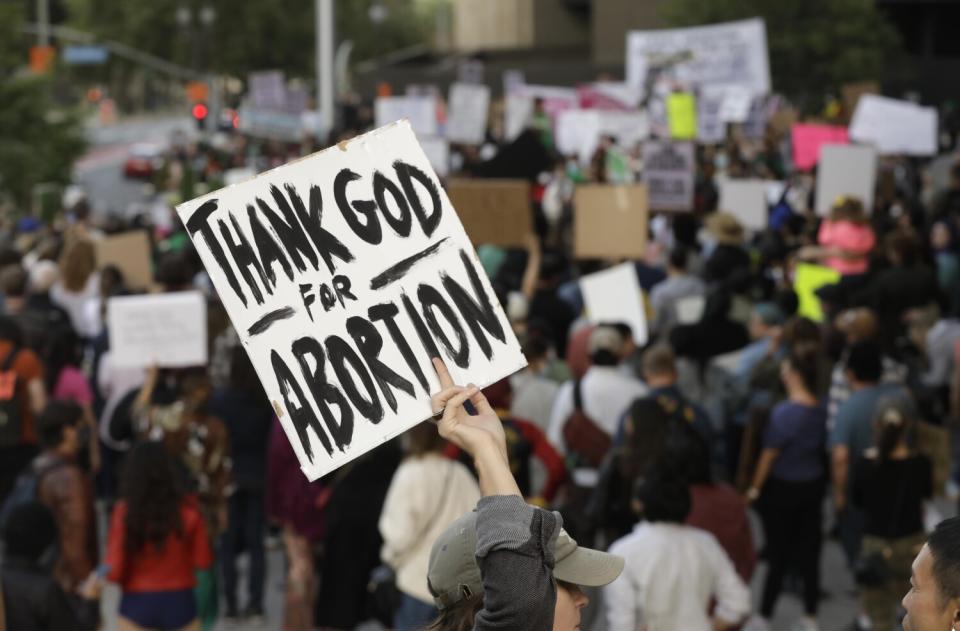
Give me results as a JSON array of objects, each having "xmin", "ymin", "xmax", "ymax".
[
  {"xmin": 446, "ymin": 83, "xmax": 490, "ymax": 145},
  {"xmin": 697, "ymin": 90, "xmax": 725, "ymax": 144},
  {"xmin": 815, "ymin": 144, "xmax": 877, "ymax": 216},
  {"xmin": 446, "ymin": 179, "xmax": 531, "ymax": 248},
  {"xmin": 580, "ymin": 263, "xmax": 648, "ymax": 346},
  {"xmin": 849, "ymin": 94, "xmax": 938, "ymax": 156},
  {"xmin": 791, "ymin": 124, "xmax": 849, "ymax": 171},
  {"xmin": 504, "ymin": 86, "xmax": 577, "ymax": 141},
  {"xmin": 375, "ymin": 96, "xmax": 438, "ymax": 137},
  {"xmin": 95, "ymin": 231, "xmax": 153, "ymax": 291},
  {"xmin": 794, "ymin": 263, "xmax": 841, "ymax": 322},
  {"xmin": 667, "ymin": 93, "xmax": 697, "ymax": 139},
  {"xmin": 719, "ymin": 179, "xmax": 768, "ymax": 231},
  {"xmin": 642, "ymin": 141, "xmax": 695, "ymax": 211},
  {"xmin": 108, "ymin": 291, "xmax": 207, "ymax": 368},
  {"xmin": 626, "ymin": 18, "xmax": 771, "ymax": 95},
  {"xmin": 719, "ymin": 87, "xmax": 753, "ymax": 123},
  {"xmin": 176, "ymin": 122, "xmax": 526, "ymax": 480},
  {"xmin": 573, "ymin": 185, "xmax": 648, "ymax": 259},
  {"xmin": 556, "ymin": 109, "xmax": 649, "ymax": 164}
]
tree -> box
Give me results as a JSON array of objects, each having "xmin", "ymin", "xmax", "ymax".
[
  {"xmin": 660, "ymin": 0, "xmax": 903, "ymax": 107},
  {"xmin": 0, "ymin": 3, "xmax": 86, "ymax": 211}
]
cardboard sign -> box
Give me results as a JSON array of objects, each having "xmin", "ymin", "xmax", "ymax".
[
  {"xmin": 849, "ymin": 94, "xmax": 938, "ymax": 156},
  {"xmin": 446, "ymin": 83, "xmax": 490, "ymax": 145},
  {"xmin": 580, "ymin": 263, "xmax": 648, "ymax": 346},
  {"xmin": 108, "ymin": 291, "xmax": 207, "ymax": 368},
  {"xmin": 626, "ymin": 18, "xmax": 771, "ymax": 95},
  {"xmin": 642, "ymin": 141, "xmax": 695, "ymax": 211},
  {"xmin": 573, "ymin": 185, "xmax": 648, "ymax": 259},
  {"xmin": 666, "ymin": 93, "xmax": 697, "ymax": 140},
  {"xmin": 841, "ymin": 81, "xmax": 879, "ymax": 120},
  {"xmin": 375, "ymin": 96, "xmax": 438, "ymax": 137},
  {"xmin": 176, "ymin": 122, "xmax": 526, "ymax": 480},
  {"xmin": 794, "ymin": 263, "xmax": 841, "ymax": 322},
  {"xmin": 791, "ymin": 124, "xmax": 849, "ymax": 171},
  {"xmin": 556, "ymin": 109, "xmax": 649, "ymax": 164},
  {"xmin": 445, "ymin": 179, "xmax": 531, "ymax": 248},
  {"xmin": 95, "ymin": 231, "xmax": 153, "ymax": 291},
  {"xmin": 815, "ymin": 144, "xmax": 877, "ymax": 216},
  {"xmin": 719, "ymin": 179, "xmax": 769, "ymax": 231}
]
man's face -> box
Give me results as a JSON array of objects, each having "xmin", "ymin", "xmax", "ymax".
[{"xmin": 903, "ymin": 544, "xmax": 959, "ymax": 631}]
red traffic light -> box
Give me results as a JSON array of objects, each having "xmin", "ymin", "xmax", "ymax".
[{"xmin": 192, "ymin": 103, "xmax": 209, "ymax": 120}]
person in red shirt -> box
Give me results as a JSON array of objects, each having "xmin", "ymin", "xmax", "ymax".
[{"xmin": 105, "ymin": 441, "xmax": 212, "ymax": 631}]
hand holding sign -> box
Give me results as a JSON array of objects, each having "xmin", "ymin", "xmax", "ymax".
[{"xmin": 430, "ymin": 357, "xmax": 505, "ymax": 458}]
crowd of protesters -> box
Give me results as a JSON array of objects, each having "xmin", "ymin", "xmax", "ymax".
[{"xmin": 1, "ymin": 83, "xmax": 960, "ymax": 631}]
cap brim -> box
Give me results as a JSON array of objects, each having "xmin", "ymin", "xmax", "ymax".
[{"xmin": 553, "ymin": 546, "xmax": 624, "ymax": 587}]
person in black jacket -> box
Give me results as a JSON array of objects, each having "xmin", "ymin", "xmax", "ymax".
[{"xmin": 0, "ymin": 501, "xmax": 100, "ymax": 630}]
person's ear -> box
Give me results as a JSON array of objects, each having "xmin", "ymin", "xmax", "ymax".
[{"xmin": 952, "ymin": 604, "xmax": 960, "ymax": 631}]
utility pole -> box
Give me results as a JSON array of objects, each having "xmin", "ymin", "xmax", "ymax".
[
  {"xmin": 37, "ymin": 0, "xmax": 50, "ymax": 46},
  {"xmin": 316, "ymin": 0, "xmax": 335, "ymax": 141}
]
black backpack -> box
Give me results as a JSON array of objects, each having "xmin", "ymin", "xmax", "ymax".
[{"xmin": 0, "ymin": 346, "xmax": 24, "ymax": 448}]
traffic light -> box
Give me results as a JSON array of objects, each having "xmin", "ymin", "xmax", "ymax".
[{"xmin": 192, "ymin": 102, "xmax": 209, "ymax": 128}]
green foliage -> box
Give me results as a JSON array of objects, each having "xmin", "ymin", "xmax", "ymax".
[{"xmin": 660, "ymin": 0, "xmax": 902, "ymax": 105}]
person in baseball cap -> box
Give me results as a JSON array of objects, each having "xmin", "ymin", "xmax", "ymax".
[{"xmin": 425, "ymin": 357, "xmax": 624, "ymax": 631}]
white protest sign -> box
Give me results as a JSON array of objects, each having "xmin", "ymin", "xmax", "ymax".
[
  {"xmin": 719, "ymin": 87, "xmax": 753, "ymax": 123},
  {"xmin": 176, "ymin": 122, "xmax": 526, "ymax": 480},
  {"xmin": 849, "ymin": 94, "xmax": 938, "ymax": 156},
  {"xmin": 719, "ymin": 178, "xmax": 769, "ymax": 231},
  {"xmin": 815, "ymin": 144, "xmax": 877, "ymax": 216},
  {"xmin": 504, "ymin": 86, "xmax": 578, "ymax": 141},
  {"xmin": 642, "ymin": 140, "xmax": 695, "ymax": 211},
  {"xmin": 580, "ymin": 263, "xmax": 648, "ymax": 346},
  {"xmin": 627, "ymin": 18, "xmax": 771, "ymax": 95},
  {"xmin": 375, "ymin": 96, "xmax": 438, "ymax": 137},
  {"xmin": 697, "ymin": 90, "xmax": 726, "ymax": 144},
  {"xmin": 556, "ymin": 110, "xmax": 649, "ymax": 164},
  {"xmin": 108, "ymin": 291, "xmax": 207, "ymax": 369},
  {"xmin": 446, "ymin": 83, "xmax": 490, "ymax": 145}
]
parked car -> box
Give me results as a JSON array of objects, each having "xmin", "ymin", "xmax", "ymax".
[{"xmin": 123, "ymin": 143, "xmax": 165, "ymax": 179}]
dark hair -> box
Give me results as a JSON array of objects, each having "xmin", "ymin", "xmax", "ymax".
[
  {"xmin": 427, "ymin": 594, "xmax": 484, "ymax": 631},
  {"xmin": 668, "ymin": 247, "xmax": 689, "ymax": 271},
  {"xmin": 783, "ymin": 316, "xmax": 821, "ymax": 348},
  {"xmin": 590, "ymin": 350, "xmax": 621, "ymax": 367},
  {"xmin": 228, "ymin": 345, "xmax": 268, "ymax": 406},
  {"xmin": 874, "ymin": 398, "xmax": 913, "ymax": 462},
  {"xmin": 520, "ymin": 333, "xmax": 550, "ymax": 362},
  {"xmin": 0, "ymin": 315, "xmax": 23, "ymax": 345},
  {"xmin": 620, "ymin": 398, "xmax": 675, "ymax": 482},
  {"xmin": 0, "ymin": 265, "xmax": 27, "ymax": 298},
  {"xmin": 634, "ymin": 466, "xmax": 691, "ymax": 523},
  {"xmin": 607, "ymin": 322, "xmax": 633, "ymax": 346},
  {"xmin": 784, "ymin": 343, "xmax": 821, "ymax": 394},
  {"xmin": 666, "ymin": 423, "xmax": 712, "ymax": 485},
  {"xmin": 845, "ymin": 340, "xmax": 883, "ymax": 383},
  {"xmin": 154, "ymin": 252, "xmax": 194, "ymax": 289},
  {"xmin": 120, "ymin": 441, "xmax": 186, "ymax": 555},
  {"xmin": 928, "ymin": 516, "xmax": 960, "ymax": 607},
  {"xmin": 1, "ymin": 501, "xmax": 57, "ymax": 561},
  {"xmin": 406, "ymin": 421, "xmax": 446, "ymax": 457},
  {"xmin": 886, "ymin": 229, "xmax": 920, "ymax": 266},
  {"xmin": 43, "ymin": 327, "xmax": 83, "ymax": 393},
  {"xmin": 36, "ymin": 400, "xmax": 83, "ymax": 449}
]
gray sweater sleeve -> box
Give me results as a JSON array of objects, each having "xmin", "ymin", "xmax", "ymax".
[{"xmin": 473, "ymin": 495, "xmax": 561, "ymax": 631}]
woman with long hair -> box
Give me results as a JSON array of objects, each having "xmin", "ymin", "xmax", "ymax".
[
  {"xmin": 105, "ymin": 441, "xmax": 213, "ymax": 631},
  {"xmin": 51, "ymin": 238, "xmax": 101, "ymax": 339},
  {"xmin": 851, "ymin": 397, "xmax": 932, "ymax": 630},
  {"xmin": 746, "ymin": 344, "xmax": 827, "ymax": 631},
  {"xmin": 424, "ymin": 358, "xmax": 624, "ymax": 631}
]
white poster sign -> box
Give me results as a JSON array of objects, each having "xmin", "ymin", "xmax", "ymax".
[
  {"xmin": 697, "ymin": 90, "xmax": 726, "ymax": 143},
  {"xmin": 375, "ymin": 96, "xmax": 438, "ymax": 137},
  {"xmin": 108, "ymin": 291, "xmax": 208, "ymax": 369},
  {"xmin": 626, "ymin": 18, "xmax": 771, "ymax": 95},
  {"xmin": 642, "ymin": 141, "xmax": 695, "ymax": 211},
  {"xmin": 719, "ymin": 87, "xmax": 753, "ymax": 123},
  {"xmin": 446, "ymin": 83, "xmax": 490, "ymax": 145},
  {"xmin": 504, "ymin": 86, "xmax": 578, "ymax": 141},
  {"xmin": 580, "ymin": 263, "xmax": 648, "ymax": 346},
  {"xmin": 815, "ymin": 144, "xmax": 877, "ymax": 216},
  {"xmin": 849, "ymin": 94, "xmax": 938, "ymax": 156},
  {"xmin": 556, "ymin": 109, "xmax": 649, "ymax": 164},
  {"xmin": 176, "ymin": 122, "xmax": 525, "ymax": 480},
  {"xmin": 719, "ymin": 178, "xmax": 769, "ymax": 231}
]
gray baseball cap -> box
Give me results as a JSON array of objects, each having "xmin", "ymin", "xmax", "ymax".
[{"xmin": 427, "ymin": 510, "xmax": 625, "ymax": 610}]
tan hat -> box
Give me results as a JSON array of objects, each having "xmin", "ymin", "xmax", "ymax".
[
  {"xmin": 587, "ymin": 325, "xmax": 623, "ymax": 357},
  {"xmin": 706, "ymin": 212, "xmax": 745, "ymax": 246},
  {"xmin": 427, "ymin": 509, "xmax": 624, "ymax": 610}
]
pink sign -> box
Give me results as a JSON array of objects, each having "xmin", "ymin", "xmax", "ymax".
[{"xmin": 792, "ymin": 124, "xmax": 849, "ymax": 171}]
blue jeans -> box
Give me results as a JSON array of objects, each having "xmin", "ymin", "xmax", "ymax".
[
  {"xmin": 220, "ymin": 489, "xmax": 266, "ymax": 612},
  {"xmin": 394, "ymin": 592, "xmax": 437, "ymax": 631}
]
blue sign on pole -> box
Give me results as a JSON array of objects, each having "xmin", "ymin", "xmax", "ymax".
[{"xmin": 63, "ymin": 46, "xmax": 109, "ymax": 65}]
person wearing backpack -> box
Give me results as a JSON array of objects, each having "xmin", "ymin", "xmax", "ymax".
[
  {"xmin": 0, "ymin": 316, "xmax": 48, "ymax": 506},
  {"xmin": 30, "ymin": 400, "xmax": 97, "ymax": 592}
]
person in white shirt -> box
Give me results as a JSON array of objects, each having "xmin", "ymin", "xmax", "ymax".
[
  {"xmin": 605, "ymin": 468, "xmax": 751, "ymax": 631},
  {"xmin": 547, "ymin": 326, "xmax": 648, "ymax": 456},
  {"xmin": 379, "ymin": 422, "xmax": 481, "ymax": 631}
]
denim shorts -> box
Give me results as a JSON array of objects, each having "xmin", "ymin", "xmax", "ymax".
[{"xmin": 119, "ymin": 588, "xmax": 197, "ymax": 630}]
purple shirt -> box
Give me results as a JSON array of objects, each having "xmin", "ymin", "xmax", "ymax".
[{"xmin": 764, "ymin": 401, "xmax": 827, "ymax": 482}]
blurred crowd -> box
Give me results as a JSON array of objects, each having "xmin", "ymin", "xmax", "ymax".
[{"xmin": 1, "ymin": 83, "xmax": 960, "ymax": 631}]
